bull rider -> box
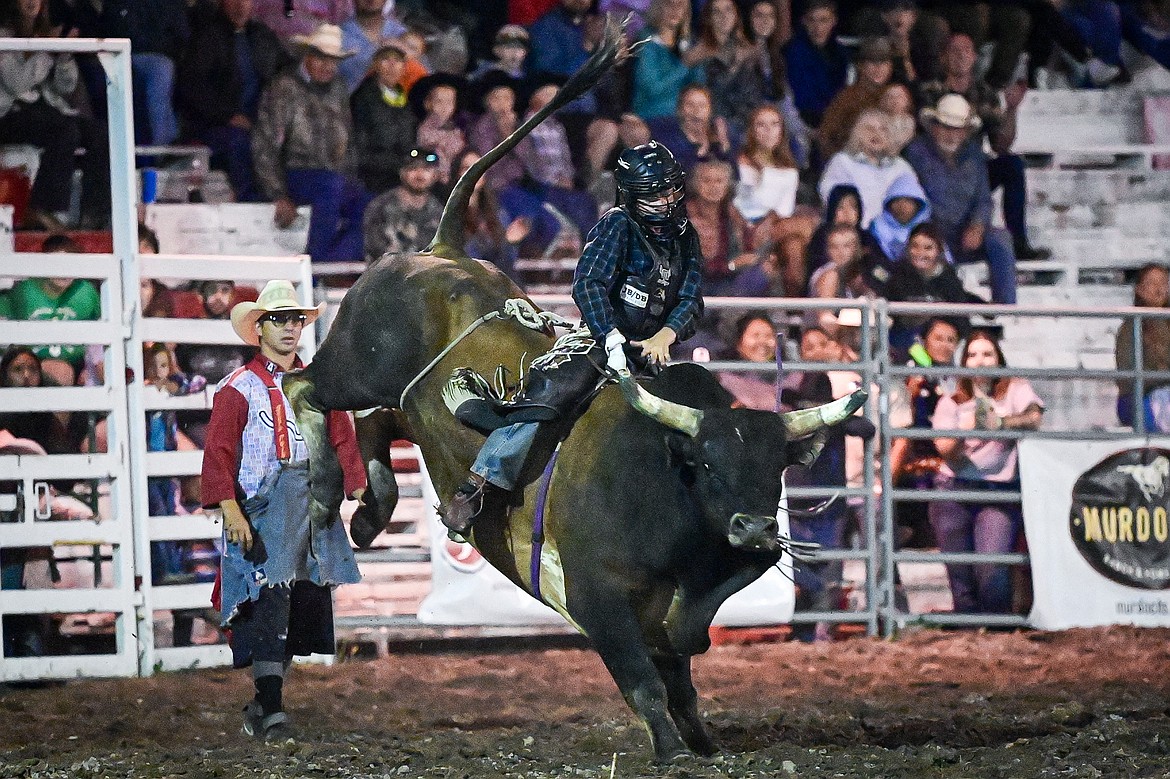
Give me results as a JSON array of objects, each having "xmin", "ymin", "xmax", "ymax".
[{"xmin": 444, "ymin": 141, "xmax": 705, "ymax": 533}]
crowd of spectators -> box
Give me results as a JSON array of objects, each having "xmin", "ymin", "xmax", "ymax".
[{"xmin": 8, "ymin": 0, "xmax": 1170, "ymax": 278}]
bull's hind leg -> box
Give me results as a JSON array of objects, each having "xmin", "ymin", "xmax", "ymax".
[
  {"xmin": 573, "ymin": 595, "xmax": 690, "ymax": 762},
  {"xmin": 652, "ymin": 654, "xmax": 716, "ymax": 757},
  {"xmin": 283, "ymin": 371, "xmax": 344, "ymax": 528}
]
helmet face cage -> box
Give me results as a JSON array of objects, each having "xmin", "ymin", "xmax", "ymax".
[{"xmin": 615, "ymin": 142, "xmax": 688, "ymax": 239}]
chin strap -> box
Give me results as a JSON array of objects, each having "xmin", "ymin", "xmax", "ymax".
[{"xmin": 399, "ymin": 299, "xmax": 575, "ymax": 409}]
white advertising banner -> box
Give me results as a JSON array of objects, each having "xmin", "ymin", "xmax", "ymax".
[
  {"xmin": 144, "ymin": 203, "xmax": 310, "ymax": 257},
  {"xmin": 417, "ymin": 458, "xmax": 794, "ymax": 627},
  {"xmin": 1019, "ymin": 438, "xmax": 1170, "ymax": 630}
]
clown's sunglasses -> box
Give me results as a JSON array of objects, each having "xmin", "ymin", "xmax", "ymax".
[{"xmin": 260, "ymin": 313, "xmax": 307, "ymax": 326}]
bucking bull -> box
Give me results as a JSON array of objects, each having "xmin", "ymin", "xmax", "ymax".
[{"xmin": 282, "ymin": 19, "xmax": 865, "ymax": 762}]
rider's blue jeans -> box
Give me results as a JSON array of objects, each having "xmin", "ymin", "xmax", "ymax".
[{"xmin": 471, "ymin": 422, "xmax": 540, "ymax": 491}]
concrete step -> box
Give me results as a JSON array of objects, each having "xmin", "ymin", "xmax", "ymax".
[
  {"xmin": 1025, "ymin": 169, "xmax": 1170, "ymax": 207},
  {"xmin": 1016, "ymin": 88, "xmax": 1145, "ymax": 150}
]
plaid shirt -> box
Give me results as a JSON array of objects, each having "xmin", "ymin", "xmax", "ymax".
[{"xmin": 572, "ymin": 208, "xmax": 704, "ymax": 342}]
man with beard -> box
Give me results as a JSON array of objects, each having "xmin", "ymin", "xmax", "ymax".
[
  {"xmin": 252, "ymin": 24, "xmax": 371, "ymax": 263},
  {"xmin": 361, "ymin": 147, "xmax": 444, "ymax": 261}
]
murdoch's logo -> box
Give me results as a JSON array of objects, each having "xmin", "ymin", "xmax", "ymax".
[{"xmin": 1069, "ymin": 448, "xmax": 1170, "ymax": 590}]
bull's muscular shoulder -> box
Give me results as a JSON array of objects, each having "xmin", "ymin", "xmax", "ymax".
[{"xmin": 648, "ymin": 364, "xmax": 733, "ymax": 409}]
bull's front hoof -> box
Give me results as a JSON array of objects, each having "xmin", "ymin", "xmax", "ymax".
[
  {"xmin": 656, "ymin": 748, "xmax": 693, "ymax": 765},
  {"xmin": 348, "ymin": 503, "xmax": 385, "ymax": 548}
]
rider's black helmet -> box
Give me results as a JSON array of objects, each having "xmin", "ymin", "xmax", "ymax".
[{"xmin": 614, "ymin": 141, "xmax": 687, "ymax": 240}]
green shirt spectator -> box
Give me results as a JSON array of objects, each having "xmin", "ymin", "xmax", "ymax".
[{"xmin": 0, "ymin": 278, "xmax": 101, "ymax": 372}]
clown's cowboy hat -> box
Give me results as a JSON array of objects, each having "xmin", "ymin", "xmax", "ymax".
[
  {"xmin": 291, "ymin": 24, "xmax": 356, "ymax": 60},
  {"xmin": 230, "ymin": 280, "xmax": 325, "ymax": 346},
  {"xmin": 919, "ymin": 93, "xmax": 982, "ymax": 130}
]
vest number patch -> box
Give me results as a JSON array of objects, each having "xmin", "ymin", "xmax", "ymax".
[{"xmin": 619, "ymin": 283, "xmax": 648, "ymax": 309}]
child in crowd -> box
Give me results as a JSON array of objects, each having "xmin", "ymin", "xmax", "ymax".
[
  {"xmin": 806, "ymin": 184, "xmax": 884, "ymax": 280},
  {"xmin": 469, "ymin": 24, "xmax": 529, "ymax": 81},
  {"xmin": 143, "ymin": 343, "xmax": 206, "ymax": 520},
  {"xmin": 885, "ymin": 222, "xmax": 982, "ymax": 351},
  {"xmin": 411, "ymin": 74, "xmax": 468, "ymax": 186},
  {"xmin": 469, "ymin": 72, "xmax": 533, "ymax": 193},
  {"xmin": 869, "ymin": 172, "xmax": 934, "ymax": 264},
  {"xmin": 143, "ymin": 342, "xmax": 211, "ymax": 646}
]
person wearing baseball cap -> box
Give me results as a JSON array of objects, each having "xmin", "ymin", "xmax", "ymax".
[
  {"xmin": 362, "ymin": 146, "xmax": 445, "ymax": 260},
  {"xmin": 202, "ymin": 278, "xmax": 363, "ymax": 741},
  {"xmin": 470, "ymin": 24, "xmax": 530, "ymax": 81}
]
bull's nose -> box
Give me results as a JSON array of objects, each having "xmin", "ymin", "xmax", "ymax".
[{"xmin": 727, "ymin": 513, "xmax": 780, "ymax": 552}]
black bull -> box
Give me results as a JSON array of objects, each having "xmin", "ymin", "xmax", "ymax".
[
  {"xmin": 279, "ymin": 17, "xmax": 865, "ymax": 762},
  {"xmin": 284, "ymin": 255, "xmax": 864, "ymax": 760}
]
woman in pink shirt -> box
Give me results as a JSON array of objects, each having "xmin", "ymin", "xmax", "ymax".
[{"xmin": 929, "ymin": 330, "xmax": 1043, "ymax": 614}]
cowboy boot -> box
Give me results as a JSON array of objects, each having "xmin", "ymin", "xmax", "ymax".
[{"xmin": 443, "ymin": 473, "xmax": 502, "ymax": 534}]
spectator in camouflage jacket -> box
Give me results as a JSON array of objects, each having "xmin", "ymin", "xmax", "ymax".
[{"xmin": 252, "ymin": 24, "xmax": 372, "ymax": 264}]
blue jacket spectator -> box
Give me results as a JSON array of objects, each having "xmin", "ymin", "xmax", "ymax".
[
  {"xmin": 869, "ymin": 172, "xmax": 935, "ymax": 264},
  {"xmin": 631, "ymin": 0, "xmax": 706, "ymax": 120},
  {"xmin": 782, "ymin": 0, "xmax": 849, "ymax": 127},
  {"xmin": 528, "ymin": 0, "xmax": 598, "ymax": 114}
]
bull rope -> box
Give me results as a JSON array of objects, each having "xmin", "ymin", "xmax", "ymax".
[{"xmin": 398, "ymin": 299, "xmax": 573, "ymax": 409}]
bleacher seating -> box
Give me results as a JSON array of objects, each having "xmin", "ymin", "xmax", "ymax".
[{"xmin": 945, "ymin": 84, "xmax": 1170, "ymax": 431}]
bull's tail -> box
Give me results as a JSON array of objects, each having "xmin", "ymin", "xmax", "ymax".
[{"xmin": 427, "ymin": 15, "xmax": 631, "ymax": 260}]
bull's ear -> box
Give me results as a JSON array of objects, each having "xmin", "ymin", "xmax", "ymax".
[
  {"xmin": 786, "ymin": 430, "xmax": 827, "ymax": 468},
  {"xmin": 667, "ymin": 432, "xmax": 697, "ymax": 467}
]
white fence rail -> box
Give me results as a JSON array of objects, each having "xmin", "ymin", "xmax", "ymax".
[{"xmin": 1, "ymin": 248, "xmax": 312, "ymax": 680}]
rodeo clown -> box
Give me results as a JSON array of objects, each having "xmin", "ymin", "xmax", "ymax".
[
  {"xmin": 201, "ymin": 280, "xmax": 365, "ymax": 741},
  {"xmin": 444, "ymin": 141, "xmax": 704, "ymax": 533}
]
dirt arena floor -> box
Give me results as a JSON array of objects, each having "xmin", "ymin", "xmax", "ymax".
[{"xmin": 2, "ymin": 626, "xmax": 1170, "ymax": 779}]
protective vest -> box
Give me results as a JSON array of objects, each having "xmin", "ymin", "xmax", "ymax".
[{"xmin": 608, "ymin": 211, "xmax": 696, "ymax": 341}]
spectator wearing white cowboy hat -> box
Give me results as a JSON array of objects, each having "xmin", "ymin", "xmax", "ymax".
[
  {"xmin": 906, "ymin": 93, "xmax": 1018, "ymax": 305},
  {"xmin": 252, "ymin": 23, "xmax": 373, "ymax": 265},
  {"xmin": 203, "ymin": 278, "xmax": 364, "ymax": 742}
]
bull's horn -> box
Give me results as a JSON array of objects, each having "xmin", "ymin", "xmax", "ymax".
[
  {"xmin": 782, "ymin": 388, "xmax": 868, "ymax": 438},
  {"xmin": 618, "ymin": 373, "xmax": 703, "ymax": 437}
]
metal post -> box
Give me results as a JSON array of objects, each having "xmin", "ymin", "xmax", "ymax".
[
  {"xmin": 875, "ymin": 299, "xmax": 897, "ymax": 638},
  {"xmin": 858, "ymin": 302, "xmax": 879, "ymax": 636},
  {"xmin": 99, "ymin": 40, "xmax": 156, "ymax": 675},
  {"xmin": 1133, "ymin": 311, "xmax": 1146, "ymax": 436}
]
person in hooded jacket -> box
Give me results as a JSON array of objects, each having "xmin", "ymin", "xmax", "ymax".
[
  {"xmin": 806, "ymin": 183, "xmax": 884, "ymax": 280},
  {"xmin": 869, "ymin": 172, "xmax": 940, "ymax": 264}
]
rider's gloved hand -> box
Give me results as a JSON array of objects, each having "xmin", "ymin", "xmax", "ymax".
[{"xmin": 604, "ymin": 329, "xmax": 628, "ymax": 374}]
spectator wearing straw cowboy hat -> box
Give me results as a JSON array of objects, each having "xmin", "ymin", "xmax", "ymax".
[
  {"xmin": 906, "ymin": 93, "xmax": 1018, "ymax": 304},
  {"xmin": 201, "ymin": 279, "xmax": 366, "ymax": 742},
  {"xmin": 252, "ymin": 24, "xmax": 373, "ymax": 264}
]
